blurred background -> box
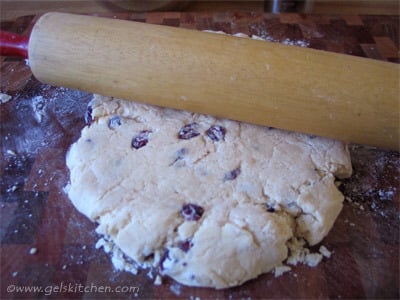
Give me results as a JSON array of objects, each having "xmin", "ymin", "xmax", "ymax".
[{"xmin": 1, "ymin": 0, "xmax": 399, "ymax": 20}]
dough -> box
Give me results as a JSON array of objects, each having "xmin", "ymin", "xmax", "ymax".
[{"xmin": 66, "ymin": 95, "xmax": 352, "ymax": 289}]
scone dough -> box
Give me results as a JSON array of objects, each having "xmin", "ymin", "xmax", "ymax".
[{"xmin": 66, "ymin": 95, "xmax": 352, "ymax": 289}]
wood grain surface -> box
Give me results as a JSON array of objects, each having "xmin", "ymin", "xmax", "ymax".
[{"xmin": 1, "ymin": 12, "xmax": 399, "ymax": 299}]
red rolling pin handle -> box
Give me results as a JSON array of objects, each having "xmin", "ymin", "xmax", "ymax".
[{"xmin": 0, "ymin": 31, "xmax": 29, "ymax": 58}]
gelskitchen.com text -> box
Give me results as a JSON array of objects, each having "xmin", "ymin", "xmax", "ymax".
[{"xmin": 7, "ymin": 282, "xmax": 140, "ymax": 296}]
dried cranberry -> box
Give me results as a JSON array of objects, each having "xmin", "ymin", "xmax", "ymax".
[
  {"xmin": 181, "ymin": 204, "xmax": 204, "ymax": 221},
  {"xmin": 178, "ymin": 123, "xmax": 200, "ymax": 140},
  {"xmin": 178, "ymin": 240, "xmax": 193, "ymax": 252},
  {"xmin": 206, "ymin": 125, "xmax": 226, "ymax": 142},
  {"xmin": 84, "ymin": 105, "xmax": 93, "ymax": 126},
  {"xmin": 132, "ymin": 130, "xmax": 151, "ymax": 149},
  {"xmin": 224, "ymin": 167, "xmax": 241, "ymax": 181},
  {"xmin": 108, "ymin": 115, "xmax": 122, "ymax": 129}
]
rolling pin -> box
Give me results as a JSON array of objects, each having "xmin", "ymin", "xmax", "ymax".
[{"xmin": 1, "ymin": 12, "xmax": 399, "ymax": 150}]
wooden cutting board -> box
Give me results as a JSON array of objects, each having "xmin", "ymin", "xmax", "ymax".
[{"xmin": 0, "ymin": 12, "xmax": 399, "ymax": 299}]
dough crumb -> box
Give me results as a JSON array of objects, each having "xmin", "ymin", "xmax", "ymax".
[
  {"xmin": 286, "ymin": 238, "xmax": 325, "ymax": 268},
  {"xmin": 6, "ymin": 150, "xmax": 16, "ymax": 156},
  {"xmin": 169, "ymin": 283, "xmax": 182, "ymax": 296},
  {"xmin": 304, "ymin": 253, "xmax": 323, "ymax": 267},
  {"xmin": 29, "ymin": 247, "xmax": 38, "ymax": 255},
  {"xmin": 7, "ymin": 185, "xmax": 18, "ymax": 193},
  {"xmin": 95, "ymin": 237, "xmax": 113, "ymax": 253},
  {"xmin": 0, "ymin": 93, "xmax": 12, "ymax": 104},
  {"xmin": 96, "ymin": 237, "xmax": 139, "ymax": 275},
  {"xmin": 274, "ymin": 265, "xmax": 291, "ymax": 277},
  {"xmin": 319, "ymin": 245, "xmax": 332, "ymax": 258},
  {"xmin": 286, "ymin": 238, "xmax": 308, "ymax": 266},
  {"xmin": 154, "ymin": 275, "xmax": 162, "ymax": 285},
  {"xmin": 111, "ymin": 246, "xmax": 138, "ymax": 275}
]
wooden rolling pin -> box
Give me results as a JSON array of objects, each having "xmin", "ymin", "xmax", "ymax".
[{"xmin": 3, "ymin": 12, "xmax": 400, "ymax": 150}]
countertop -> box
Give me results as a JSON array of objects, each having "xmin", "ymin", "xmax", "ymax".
[{"xmin": 1, "ymin": 11, "xmax": 399, "ymax": 299}]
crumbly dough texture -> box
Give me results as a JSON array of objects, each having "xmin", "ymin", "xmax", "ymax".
[{"xmin": 67, "ymin": 95, "xmax": 352, "ymax": 289}]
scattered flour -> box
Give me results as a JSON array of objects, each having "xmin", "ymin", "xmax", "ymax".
[
  {"xmin": 154, "ymin": 275, "xmax": 162, "ymax": 285},
  {"xmin": 203, "ymin": 29, "xmax": 310, "ymax": 47},
  {"xmin": 31, "ymin": 96, "xmax": 46, "ymax": 123}
]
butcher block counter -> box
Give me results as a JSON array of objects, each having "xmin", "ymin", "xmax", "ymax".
[{"xmin": 1, "ymin": 11, "xmax": 399, "ymax": 299}]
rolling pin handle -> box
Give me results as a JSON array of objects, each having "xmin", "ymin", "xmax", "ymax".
[{"xmin": 0, "ymin": 31, "xmax": 29, "ymax": 59}]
